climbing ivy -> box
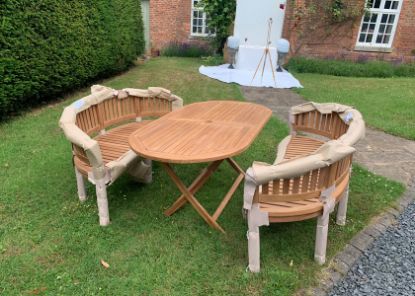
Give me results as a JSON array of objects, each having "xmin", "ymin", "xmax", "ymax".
[{"xmin": 199, "ymin": 0, "xmax": 237, "ymax": 50}]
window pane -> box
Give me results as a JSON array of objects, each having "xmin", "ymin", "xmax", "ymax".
[
  {"xmin": 379, "ymin": 24, "xmax": 385, "ymax": 33},
  {"xmin": 371, "ymin": 13, "xmax": 378, "ymax": 22},
  {"xmin": 381, "ymin": 14, "xmax": 388, "ymax": 23},
  {"xmin": 376, "ymin": 35, "xmax": 383, "ymax": 43},
  {"xmin": 386, "ymin": 24, "xmax": 393, "ymax": 33},
  {"xmin": 374, "ymin": 0, "xmax": 381, "ymax": 8},
  {"xmin": 384, "ymin": 1, "xmax": 392, "ymax": 9},
  {"xmin": 359, "ymin": 33, "xmax": 366, "ymax": 42},
  {"xmin": 369, "ymin": 23, "xmax": 376, "ymax": 32},
  {"xmin": 388, "ymin": 14, "xmax": 395, "ymax": 23},
  {"xmin": 392, "ymin": 1, "xmax": 399, "ymax": 9},
  {"xmin": 384, "ymin": 35, "xmax": 390, "ymax": 43},
  {"xmin": 366, "ymin": 34, "xmax": 373, "ymax": 42},
  {"xmin": 362, "ymin": 23, "xmax": 368, "ymax": 32}
]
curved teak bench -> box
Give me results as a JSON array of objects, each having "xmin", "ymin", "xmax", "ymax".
[
  {"xmin": 244, "ymin": 102, "xmax": 365, "ymax": 272},
  {"xmin": 59, "ymin": 85, "xmax": 183, "ymax": 226}
]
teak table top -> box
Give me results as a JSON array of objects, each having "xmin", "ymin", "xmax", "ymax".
[{"xmin": 129, "ymin": 100, "xmax": 272, "ymax": 163}]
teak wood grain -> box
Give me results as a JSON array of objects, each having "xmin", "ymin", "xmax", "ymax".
[
  {"xmin": 129, "ymin": 101, "xmax": 272, "ymax": 163},
  {"xmin": 129, "ymin": 101, "xmax": 272, "ymax": 232}
]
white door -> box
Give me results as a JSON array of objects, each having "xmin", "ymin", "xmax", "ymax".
[{"xmin": 141, "ymin": 0, "xmax": 150, "ymax": 52}]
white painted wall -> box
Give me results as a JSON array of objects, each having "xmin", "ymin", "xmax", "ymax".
[{"xmin": 233, "ymin": 0, "xmax": 286, "ymax": 47}]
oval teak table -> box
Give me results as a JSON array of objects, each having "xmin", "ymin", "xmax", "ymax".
[{"xmin": 129, "ymin": 100, "xmax": 272, "ymax": 232}]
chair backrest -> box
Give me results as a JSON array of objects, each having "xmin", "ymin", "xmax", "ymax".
[
  {"xmin": 75, "ymin": 89, "xmax": 176, "ymax": 136},
  {"xmin": 291, "ymin": 110, "xmax": 349, "ymax": 140},
  {"xmin": 258, "ymin": 153, "xmax": 352, "ymax": 203},
  {"xmin": 60, "ymin": 86, "xmax": 182, "ymax": 170}
]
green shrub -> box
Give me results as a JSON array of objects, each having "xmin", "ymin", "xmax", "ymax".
[
  {"xmin": 0, "ymin": 0, "xmax": 144, "ymax": 119},
  {"xmin": 160, "ymin": 41, "xmax": 214, "ymax": 58},
  {"xmin": 287, "ymin": 57, "xmax": 415, "ymax": 78}
]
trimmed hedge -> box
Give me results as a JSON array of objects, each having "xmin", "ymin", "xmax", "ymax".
[
  {"xmin": 287, "ymin": 57, "xmax": 415, "ymax": 78},
  {"xmin": 0, "ymin": 0, "xmax": 144, "ymax": 118}
]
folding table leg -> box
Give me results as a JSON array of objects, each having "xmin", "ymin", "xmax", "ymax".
[
  {"xmin": 162, "ymin": 163, "xmax": 225, "ymax": 233},
  {"xmin": 164, "ymin": 160, "xmax": 223, "ymax": 216}
]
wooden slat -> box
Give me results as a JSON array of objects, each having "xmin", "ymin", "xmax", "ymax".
[{"xmin": 129, "ymin": 101, "xmax": 273, "ymax": 163}]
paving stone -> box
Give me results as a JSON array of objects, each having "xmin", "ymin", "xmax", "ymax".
[
  {"xmin": 349, "ymin": 232, "xmax": 375, "ymax": 252},
  {"xmin": 333, "ymin": 258, "xmax": 350, "ymax": 275},
  {"xmin": 371, "ymin": 222, "xmax": 387, "ymax": 234},
  {"xmin": 386, "ymin": 207, "xmax": 400, "ymax": 218},
  {"xmin": 362, "ymin": 225, "xmax": 382, "ymax": 239},
  {"xmin": 335, "ymin": 244, "xmax": 361, "ymax": 269}
]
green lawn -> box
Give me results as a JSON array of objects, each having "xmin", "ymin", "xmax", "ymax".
[
  {"xmin": 0, "ymin": 57, "xmax": 404, "ymax": 295},
  {"xmin": 294, "ymin": 73, "xmax": 415, "ymax": 140}
]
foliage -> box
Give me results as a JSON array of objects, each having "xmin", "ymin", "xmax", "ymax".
[
  {"xmin": 199, "ymin": 0, "xmax": 237, "ymax": 51},
  {"xmin": 288, "ymin": 57, "xmax": 415, "ymax": 78},
  {"xmin": 0, "ymin": 57, "xmax": 405, "ymax": 295},
  {"xmin": 295, "ymin": 72, "xmax": 415, "ymax": 140},
  {"xmin": 288, "ymin": 0, "xmax": 365, "ymax": 54},
  {"xmin": 0, "ymin": 0, "xmax": 144, "ymax": 119},
  {"xmin": 160, "ymin": 41, "xmax": 214, "ymax": 58},
  {"xmin": 291, "ymin": 0, "xmax": 364, "ymax": 24},
  {"xmin": 327, "ymin": 0, "xmax": 365, "ymax": 23}
]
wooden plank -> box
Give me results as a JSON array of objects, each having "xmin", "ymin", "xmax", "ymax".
[{"xmin": 129, "ymin": 101, "xmax": 272, "ymax": 163}]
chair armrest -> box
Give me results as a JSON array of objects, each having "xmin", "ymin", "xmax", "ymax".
[
  {"xmin": 251, "ymin": 140, "xmax": 356, "ymax": 184},
  {"xmin": 251, "ymin": 155, "xmax": 327, "ymax": 185},
  {"xmin": 171, "ymin": 94, "xmax": 183, "ymax": 110},
  {"xmin": 59, "ymin": 106, "xmax": 104, "ymax": 169}
]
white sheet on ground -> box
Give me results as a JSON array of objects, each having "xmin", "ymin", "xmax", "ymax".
[{"xmin": 199, "ymin": 64, "xmax": 303, "ymax": 88}]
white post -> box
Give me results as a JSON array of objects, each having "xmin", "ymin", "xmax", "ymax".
[
  {"xmin": 314, "ymin": 214, "xmax": 329, "ymax": 265},
  {"xmin": 74, "ymin": 167, "xmax": 87, "ymax": 202},
  {"xmin": 95, "ymin": 178, "xmax": 110, "ymax": 226},
  {"xmin": 336, "ymin": 184, "xmax": 349, "ymax": 226}
]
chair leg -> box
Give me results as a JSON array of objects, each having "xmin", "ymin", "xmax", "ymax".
[
  {"xmin": 95, "ymin": 179, "xmax": 110, "ymax": 226},
  {"xmin": 74, "ymin": 167, "xmax": 87, "ymax": 202},
  {"xmin": 336, "ymin": 184, "xmax": 349, "ymax": 226},
  {"xmin": 314, "ymin": 214, "xmax": 329, "ymax": 265},
  {"xmin": 247, "ymin": 208, "xmax": 261, "ymax": 273}
]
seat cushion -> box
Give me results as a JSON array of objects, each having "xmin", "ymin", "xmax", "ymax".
[{"xmin": 74, "ymin": 121, "xmax": 150, "ymax": 175}]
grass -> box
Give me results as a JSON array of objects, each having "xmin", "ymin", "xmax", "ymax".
[
  {"xmin": 0, "ymin": 57, "xmax": 405, "ymax": 295},
  {"xmin": 294, "ymin": 73, "xmax": 415, "ymax": 140}
]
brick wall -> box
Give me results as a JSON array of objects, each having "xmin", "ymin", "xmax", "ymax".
[
  {"xmin": 149, "ymin": 0, "xmax": 208, "ymax": 54},
  {"xmin": 282, "ymin": 0, "xmax": 415, "ymax": 63}
]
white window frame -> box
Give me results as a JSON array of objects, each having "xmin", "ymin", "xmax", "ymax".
[
  {"xmin": 356, "ymin": 0, "xmax": 403, "ymax": 49},
  {"xmin": 190, "ymin": 0, "xmax": 214, "ymax": 37}
]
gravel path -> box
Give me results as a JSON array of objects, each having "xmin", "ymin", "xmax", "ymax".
[{"xmin": 328, "ymin": 192, "xmax": 415, "ymax": 296}]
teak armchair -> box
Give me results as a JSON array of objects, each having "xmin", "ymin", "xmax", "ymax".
[
  {"xmin": 244, "ymin": 102, "xmax": 365, "ymax": 272},
  {"xmin": 59, "ymin": 85, "xmax": 183, "ymax": 226}
]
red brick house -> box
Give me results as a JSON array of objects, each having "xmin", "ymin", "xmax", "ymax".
[{"xmin": 144, "ymin": 0, "xmax": 415, "ymax": 63}]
